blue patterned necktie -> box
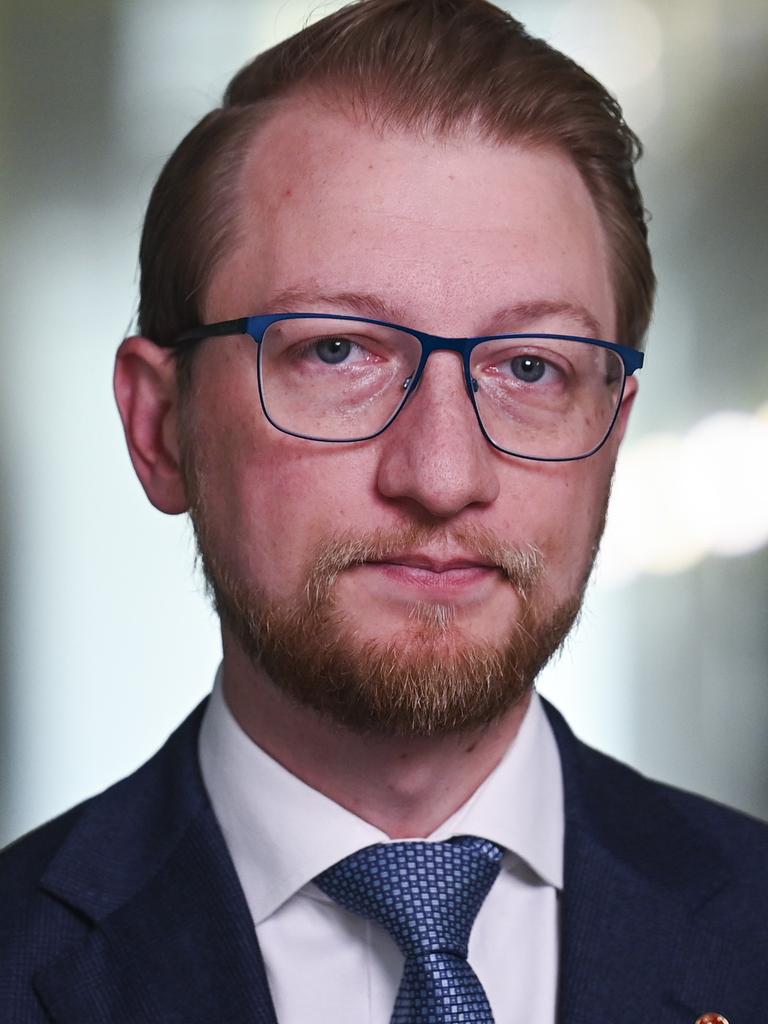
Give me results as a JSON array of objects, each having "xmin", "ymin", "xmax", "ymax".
[{"xmin": 315, "ymin": 835, "xmax": 503, "ymax": 1023}]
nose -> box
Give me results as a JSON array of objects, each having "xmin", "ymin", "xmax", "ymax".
[{"xmin": 375, "ymin": 352, "xmax": 501, "ymax": 518}]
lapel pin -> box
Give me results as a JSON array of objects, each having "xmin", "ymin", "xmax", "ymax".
[{"xmin": 695, "ymin": 1015, "xmax": 729, "ymax": 1024}]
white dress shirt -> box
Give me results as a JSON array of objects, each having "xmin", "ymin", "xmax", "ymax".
[{"xmin": 199, "ymin": 671, "xmax": 564, "ymax": 1024}]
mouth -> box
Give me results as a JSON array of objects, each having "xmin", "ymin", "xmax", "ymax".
[
  {"xmin": 371, "ymin": 553, "xmax": 498, "ymax": 574},
  {"xmin": 356, "ymin": 552, "xmax": 502, "ymax": 595}
]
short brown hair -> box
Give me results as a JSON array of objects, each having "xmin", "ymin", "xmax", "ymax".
[{"xmin": 138, "ymin": 0, "xmax": 654, "ymax": 354}]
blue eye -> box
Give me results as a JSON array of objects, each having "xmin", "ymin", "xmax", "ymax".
[
  {"xmin": 315, "ymin": 338, "xmax": 352, "ymax": 364},
  {"xmin": 510, "ymin": 355, "xmax": 546, "ymax": 382}
]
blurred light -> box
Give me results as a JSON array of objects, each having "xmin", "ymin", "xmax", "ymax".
[
  {"xmin": 684, "ymin": 411, "xmax": 768, "ymax": 556},
  {"xmin": 599, "ymin": 433, "xmax": 706, "ymax": 587},
  {"xmin": 598, "ymin": 403, "xmax": 768, "ymax": 587},
  {"xmin": 545, "ymin": 0, "xmax": 665, "ymax": 133},
  {"xmin": 550, "ymin": 0, "xmax": 663, "ymax": 93}
]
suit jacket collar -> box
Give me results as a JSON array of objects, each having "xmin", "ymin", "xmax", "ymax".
[
  {"xmin": 34, "ymin": 703, "xmax": 278, "ymax": 1024},
  {"xmin": 544, "ymin": 699, "xmax": 741, "ymax": 1024},
  {"xmin": 33, "ymin": 698, "xmax": 742, "ymax": 1023}
]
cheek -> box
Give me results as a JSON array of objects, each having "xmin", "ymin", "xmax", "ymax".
[
  {"xmin": 498, "ymin": 456, "xmax": 615, "ymax": 597},
  {"xmin": 218, "ymin": 434, "xmax": 378, "ymax": 595},
  {"xmin": 188, "ymin": 345, "xmax": 379, "ymax": 596}
]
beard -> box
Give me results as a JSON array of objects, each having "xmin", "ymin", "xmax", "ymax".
[{"xmin": 187, "ymin": 475, "xmax": 588, "ymax": 737}]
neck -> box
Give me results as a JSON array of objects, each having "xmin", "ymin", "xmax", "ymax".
[{"xmin": 220, "ymin": 635, "xmax": 530, "ymax": 839}]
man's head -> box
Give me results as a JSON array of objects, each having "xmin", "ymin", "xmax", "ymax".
[{"xmin": 115, "ymin": 0, "xmax": 653, "ymax": 738}]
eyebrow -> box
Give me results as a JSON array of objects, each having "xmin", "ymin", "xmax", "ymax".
[
  {"xmin": 484, "ymin": 300, "xmax": 604, "ymax": 340},
  {"xmin": 264, "ymin": 288, "xmax": 605, "ymax": 339},
  {"xmin": 267, "ymin": 288, "xmax": 403, "ymax": 323}
]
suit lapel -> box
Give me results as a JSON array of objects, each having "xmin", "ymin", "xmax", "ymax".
[
  {"xmin": 545, "ymin": 700, "xmax": 742, "ymax": 1024},
  {"xmin": 32, "ymin": 704, "xmax": 278, "ymax": 1024}
]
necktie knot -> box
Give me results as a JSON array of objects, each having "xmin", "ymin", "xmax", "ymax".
[{"xmin": 315, "ymin": 835, "xmax": 503, "ymax": 960}]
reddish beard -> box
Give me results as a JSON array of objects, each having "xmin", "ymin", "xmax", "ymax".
[{"xmin": 189, "ymin": 511, "xmax": 584, "ymax": 737}]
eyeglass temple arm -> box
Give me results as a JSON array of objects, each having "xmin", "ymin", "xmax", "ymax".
[
  {"xmin": 159, "ymin": 317, "xmax": 251, "ymax": 349},
  {"xmin": 623, "ymin": 347, "xmax": 644, "ymax": 374}
]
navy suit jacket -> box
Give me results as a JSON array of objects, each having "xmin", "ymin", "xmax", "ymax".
[{"xmin": 2, "ymin": 699, "xmax": 767, "ymax": 1023}]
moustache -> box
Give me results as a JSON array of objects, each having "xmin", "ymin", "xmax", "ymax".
[{"xmin": 304, "ymin": 524, "xmax": 543, "ymax": 610}]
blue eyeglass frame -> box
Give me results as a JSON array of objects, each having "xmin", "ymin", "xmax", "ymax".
[{"xmin": 166, "ymin": 312, "xmax": 644, "ymax": 462}]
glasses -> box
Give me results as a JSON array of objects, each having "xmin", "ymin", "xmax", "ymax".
[{"xmin": 165, "ymin": 312, "xmax": 644, "ymax": 462}]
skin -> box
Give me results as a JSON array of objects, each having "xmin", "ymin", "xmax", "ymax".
[{"xmin": 115, "ymin": 100, "xmax": 636, "ymax": 838}]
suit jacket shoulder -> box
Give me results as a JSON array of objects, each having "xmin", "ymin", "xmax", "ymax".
[
  {"xmin": 0, "ymin": 702, "xmax": 278, "ymax": 1024},
  {"xmin": 543, "ymin": 698, "xmax": 768, "ymax": 1023}
]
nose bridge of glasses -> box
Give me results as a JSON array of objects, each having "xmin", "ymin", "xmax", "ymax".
[{"xmin": 409, "ymin": 330, "xmax": 478, "ymax": 399}]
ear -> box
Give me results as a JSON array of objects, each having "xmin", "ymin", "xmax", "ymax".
[
  {"xmin": 114, "ymin": 336, "xmax": 189, "ymax": 514},
  {"xmin": 612, "ymin": 374, "xmax": 639, "ymax": 446}
]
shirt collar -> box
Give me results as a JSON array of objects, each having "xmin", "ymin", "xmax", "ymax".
[
  {"xmin": 199, "ymin": 667, "xmax": 563, "ymax": 925},
  {"xmin": 429, "ymin": 690, "xmax": 564, "ymax": 889}
]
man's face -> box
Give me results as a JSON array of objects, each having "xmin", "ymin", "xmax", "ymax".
[{"xmin": 179, "ymin": 101, "xmax": 633, "ymax": 735}]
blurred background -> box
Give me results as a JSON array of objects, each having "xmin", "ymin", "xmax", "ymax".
[{"xmin": 1, "ymin": 0, "xmax": 766, "ymax": 847}]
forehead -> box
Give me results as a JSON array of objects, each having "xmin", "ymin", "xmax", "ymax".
[{"xmin": 206, "ymin": 100, "xmax": 615, "ymax": 338}]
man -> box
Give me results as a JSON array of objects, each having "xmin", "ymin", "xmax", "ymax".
[{"xmin": 2, "ymin": 1, "xmax": 766, "ymax": 1021}]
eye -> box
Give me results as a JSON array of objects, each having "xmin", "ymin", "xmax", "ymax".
[
  {"xmin": 314, "ymin": 337, "xmax": 355, "ymax": 364},
  {"xmin": 510, "ymin": 354, "xmax": 547, "ymax": 383}
]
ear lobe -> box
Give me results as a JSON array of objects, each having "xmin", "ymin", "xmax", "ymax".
[{"xmin": 114, "ymin": 336, "xmax": 189, "ymax": 514}]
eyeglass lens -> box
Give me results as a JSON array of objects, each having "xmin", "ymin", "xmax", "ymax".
[{"xmin": 258, "ymin": 317, "xmax": 625, "ymax": 459}]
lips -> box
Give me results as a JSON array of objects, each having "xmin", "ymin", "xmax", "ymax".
[
  {"xmin": 360, "ymin": 555, "xmax": 501, "ymax": 598},
  {"xmin": 369, "ymin": 553, "xmax": 498, "ymax": 573}
]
